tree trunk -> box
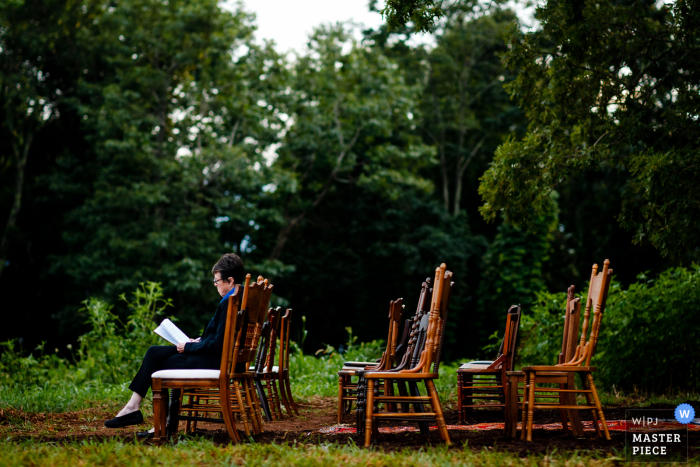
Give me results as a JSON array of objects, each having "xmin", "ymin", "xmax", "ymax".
[{"xmin": 0, "ymin": 133, "xmax": 33, "ymax": 278}]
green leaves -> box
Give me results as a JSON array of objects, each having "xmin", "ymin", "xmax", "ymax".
[{"xmin": 479, "ymin": 0, "xmax": 700, "ymax": 258}]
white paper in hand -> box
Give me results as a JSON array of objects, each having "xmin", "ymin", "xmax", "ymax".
[{"xmin": 154, "ymin": 318, "xmax": 190, "ymax": 345}]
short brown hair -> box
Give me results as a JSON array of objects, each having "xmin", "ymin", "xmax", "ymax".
[{"xmin": 212, "ymin": 253, "xmax": 245, "ymax": 284}]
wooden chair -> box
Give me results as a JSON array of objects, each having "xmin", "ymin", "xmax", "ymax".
[
  {"xmin": 504, "ymin": 286, "xmax": 584, "ymax": 437},
  {"xmin": 175, "ymin": 275, "xmax": 269, "ymax": 438},
  {"xmin": 337, "ymin": 298, "xmax": 405, "ymax": 423},
  {"xmin": 457, "ymin": 304, "xmax": 521, "ymax": 423},
  {"xmin": 360, "ymin": 264, "xmax": 454, "ymax": 447},
  {"xmin": 252, "ymin": 307, "xmax": 284, "ymax": 421},
  {"xmin": 151, "ymin": 287, "xmax": 244, "ymax": 444},
  {"xmin": 338, "ymin": 280, "xmax": 432, "ymax": 422},
  {"xmin": 519, "ymin": 260, "xmax": 613, "ymax": 441},
  {"xmin": 276, "ymin": 308, "xmax": 299, "ymax": 416}
]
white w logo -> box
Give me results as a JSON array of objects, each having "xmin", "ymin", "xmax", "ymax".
[{"xmin": 679, "ymin": 409, "xmax": 690, "ymax": 418}]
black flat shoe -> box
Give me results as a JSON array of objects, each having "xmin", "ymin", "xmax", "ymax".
[
  {"xmin": 136, "ymin": 431, "xmax": 155, "ymax": 439},
  {"xmin": 104, "ymin": 410, "xmax": 143, "ymax": 428}
]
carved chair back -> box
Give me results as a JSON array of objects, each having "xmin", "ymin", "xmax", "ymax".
[
  {"xmin": 394, "ymin": 278, "xmax": 432, "ymax": 371},
  {"xmin": 561, "ymin": 260, "xmax": 612, "ymax": 367}
]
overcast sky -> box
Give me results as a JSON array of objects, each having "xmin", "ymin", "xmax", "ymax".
[
  {"xmin": 224, "ymin": 1, "xmax": 537, "ymax": 55},
  {"xmin": 227, "ymin": 0, "xmax": 390, "ymax": 53}
]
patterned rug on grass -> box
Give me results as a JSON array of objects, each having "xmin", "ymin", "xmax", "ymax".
[{"xmin": 319, "ymin": 419, "xmax": 700, "ymax": 435}]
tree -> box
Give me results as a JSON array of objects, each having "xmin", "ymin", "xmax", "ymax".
[
  {"xmin": 51, "ymin": 0, "xmax": 285, "ymax": 330},
  {"xmin": 265, "ymin": 24, "xmax": 435, "ymax": 261},
  {"xmin": 479, "ymin": 0, "xmax": 700, "ymax": 258},
  {"xmin": 419, "ymin": 4, "xmax": 523, "ymax": 216},
  {"xmin": 0, "ymin": 0, "xmax": 87, "ymax": 277},
  {"xmin": 476, "ymin": 209, "xmax": 557, "ymax": 347},
  {"xmin": 378, "ymin": 0, "xmax": 445, "ymax": 33}
]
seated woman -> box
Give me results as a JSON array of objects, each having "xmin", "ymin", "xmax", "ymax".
[{"xmin": 104, "ymin": 253, "xmax": 245, "ymax": 433}]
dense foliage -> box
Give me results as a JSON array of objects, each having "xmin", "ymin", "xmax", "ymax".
[
  {"xmin": 1, "ymin": 0, "xmax": 695, "ymax": 374},
  {"xmin": 479, "ymin": 0, "xmax": 700, "ymax": 259},
  {"xmin": 519, "ymin": 266, "xmax": 700, "ymax": 391}
]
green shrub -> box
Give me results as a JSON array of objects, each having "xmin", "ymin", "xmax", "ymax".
[
  {"xmin": 0, "ymin": 282, "xmax": 169, "ymax": 411},
  {"xmin": 519, "ymin": 266, "xmax": 700, "ymax": 391}
]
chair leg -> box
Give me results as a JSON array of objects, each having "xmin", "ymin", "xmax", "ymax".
[
  {"xmin": 565, "ymin": 373, "xmax": 584, "ymax": 436},
  {"xmin": 457, "ymin": 373, "xmax": 464, "ymax": 424},
  {"xmin": 426, "ymin": 379, "xmax": 451, "ymax": 445},
  {"xmin": 527, "ymin": 372, "xmax": 536, "ymax": 441},
  {"xmin": 520, "ymin": 372, "xmax": 529, "ymax": 440},
  {"xmin": 558, "ymin": 382, "xmax": 569, "ymax": 435},
  {"xmin": 255, "ymin": 376, "xmax": 273, "ymax": 422},
  {"xmin": 245, "ymin": 378, "xmax": 264, "ymax": 434},
  {"xmin": 232, "ymin": 380, "xmax": 252, "ymax": 436},
  {"xmin": 385, "ymin": 379, "xmax": 396, "ymax": 412},
  {"xmin": 152, "ymin": 384, "xmax": 167, "ymax": 445},
  {"xmin": 408, "ymin": 381, "xmax": 430, "ymax": 436},
  {"xmin": 396, "ymin": 381, "xmax": 409, "ymax": 413},
  {"xmin": 219, "ymin": 381, "xmax": 240, "ymax": 443},
  {"xmin": 284, "ymin": 371, "xmax": 299, "ymax": 415},
  {"xmin": 166, "ymin": 389, "xmax": 182, "ymax": 438},
  {"xmin": 364, "ymin": 379, "xmax": 375, "ymax": 447},
  {"xmin": 337, "ymin": 375, "xmax": 345, "ymax": 423},
  {"xmin": 192, "ymin": 394, "xmax": 200, "ymax": 433},
  {"xmin": 356, "ymin": 374, "xmax": 366, "ymax": 437},
  {"xmin": 586, "ymin": 373, "xmax": 610, "ymax": 440},
  {"xmin": 505, "ymin": 375, "xmax": 520, "ymax": 438},
  {"xmin": 268, "ymin": 375, "xmax": 283, "ymax": 419},
  {"xmin": 278, "ymin": 374, "xmax": 293, "ymax": 417},
  {"xmin": 580, "ymin": 373, "xmax": 602, "ymax": 437}
]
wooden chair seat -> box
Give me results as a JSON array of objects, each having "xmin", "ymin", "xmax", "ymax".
[
  {"xmin": 343, "ymin": 361, "xmax": 379, "ymax": 367},
  {"xmin": 522, "ymin": 365, "xmax": 596, "ymax": 372}
]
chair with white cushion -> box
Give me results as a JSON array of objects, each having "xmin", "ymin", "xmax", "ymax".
[{"xmin": 151, "ymin": 287, "xmax": 245, "ymax": 444}]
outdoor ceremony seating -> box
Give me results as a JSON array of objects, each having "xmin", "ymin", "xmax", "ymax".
[
  {"xmin": 358, "ymin": 264, "xmax": 454, "ymax": 447},
  {"xmin": 153, "ymin": 275, "xmax": 272, "ymax": 443},
  {"xmin": 457, "ymin": 304, "xmax": 521, "ymax": 423},
  {"xmin": 518, "ymin": 260, "xmax": 613, "ymax": 441},
  {"xmin": 337, "ymin": 297, "xmax": 405, "ymax": 423}
]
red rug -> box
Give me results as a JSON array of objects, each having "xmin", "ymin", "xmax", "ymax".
[{"xmin": 319, "ymin": 420, "xmax": 700, "ymax": 434}]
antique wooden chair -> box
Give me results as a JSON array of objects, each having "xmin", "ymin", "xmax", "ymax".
[
  {"xmin": 504, "ymin": 286, "xmax": 584, "ymax": 437},
  {"xmin": 275, "ymin": 308, "xmax": 298, "ymax": 416},
  {"xmin": 175, "ymin": 276, "xmax": 269, "ymax": 438},
  {"xmin": 252, "ymin": 307, "xmax": 284, "ymax": 421},
  {"xmin": 457, "ymin": 304, "xmax": 521, "ymax": 423},
  {"xmin": 151, "ymin": 287, "xmax": 244, "ymax": 444},
  {"xmin": 360, "ymin": 264, "xmax": 454, "ymax": 447},
  {"xmin": 519, "ymin": 260, "xmax": 613, "ymax": 441},
  {"xmin": 338, "ymin": 280, "xmax": 432, "ymax": 422},
  {"xmin": 337, "ymin": 298, "xmax": 405, "ymax": 423}
]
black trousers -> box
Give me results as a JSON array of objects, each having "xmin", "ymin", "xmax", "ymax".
[{"xmin": 128, "ymin": 345, "xmax": 221, "ymax": 397}]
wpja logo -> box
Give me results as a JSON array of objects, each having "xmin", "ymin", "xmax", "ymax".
[{"xmin": 625, "ymin": 406, "xmax": 691, "ymax": 463}]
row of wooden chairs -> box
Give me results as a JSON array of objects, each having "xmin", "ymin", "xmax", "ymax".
[
  {"xmin": 151, "ymin": 274, "xmax": 298, "ymax": 444},
  {"xmin": 457, "ymin": 259, "xmax": 613, "ymax": 441},
  {"xmin": 339, "ymin": 260, "xmax": 612, "ymax": 445}
]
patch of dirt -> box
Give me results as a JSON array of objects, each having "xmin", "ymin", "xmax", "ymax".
[{"xmin": 2, "ymin": 399, "xmax": 698, "ymax": 456}]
